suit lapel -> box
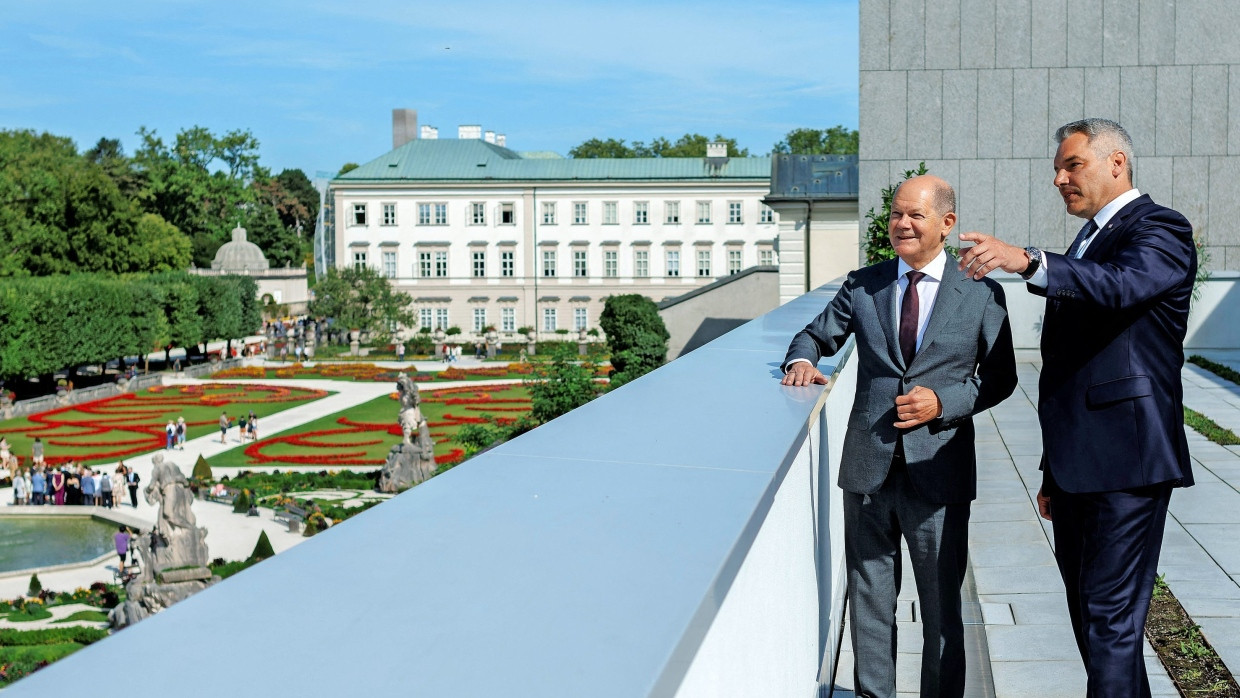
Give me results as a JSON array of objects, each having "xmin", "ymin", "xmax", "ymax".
[
  {"xmin": 869, "ymin": 262, "xmax": 905, "ymax": 368},
  {"xmin": 913, "ymin": 261, "xmax": 965, "ymax": 363},
  {"xmin": 1081, "ymin": 194, "xmax": 1150, "ymax": 261}
]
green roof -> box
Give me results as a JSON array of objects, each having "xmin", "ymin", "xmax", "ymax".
[{"xmin": 334, "ymin": 139, "xmax": 771, "ymax": 183}]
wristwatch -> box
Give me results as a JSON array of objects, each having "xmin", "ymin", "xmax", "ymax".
[{"xmin": 1020, "ymin": 246, "xmax": 1043, "ymax": 280}]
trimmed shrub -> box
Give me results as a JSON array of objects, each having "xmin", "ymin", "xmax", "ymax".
[
  {"xmin": 26, "ymin": 574, "xmax": 41, "ymax": 598},
  {"xmin": 248, "ymin": 531, "xmax": 275, "ymax": 561},
  {"xmin": 191, "ymin": 455, "xmax": 212, "ymax": 481},
  {"xmin": 232, "ymin": 489, "xmax": 251, "ymax": 514}
]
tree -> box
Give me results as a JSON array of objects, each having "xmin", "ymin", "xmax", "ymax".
[
  {"xmin": 863, "ymin": 162, "xmax": 928, "ymax": 265},
  {"xmin": 525, "ymin": 345, "xmax": 604, "ymax": 423},
  {"xmin": 598, "ymin": 294, "xmax": 669, "ymax": 389},
  {"xmin": 569, "ymin": 133, "xmax": 749, "ymax": 158},
  {"xmin": 337, "ymin": 163, "xmax": 359, "ymax": 176},
  {"xmin": 772, "ymin": 126, "xmax": 859, "ymax": 154},
  {"xmin": 308, "ymin": 266, "xmax": 413, "ymax": 341}
]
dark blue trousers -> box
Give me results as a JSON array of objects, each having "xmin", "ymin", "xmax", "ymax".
[{"xmin": 1046, "ymin": 475, "xmax": 1172, "ymax": 698}]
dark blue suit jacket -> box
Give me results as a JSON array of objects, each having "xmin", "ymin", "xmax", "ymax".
[{"xmin": 1035, "ymin": 194, "xmax": 1196, "ymax": 493}]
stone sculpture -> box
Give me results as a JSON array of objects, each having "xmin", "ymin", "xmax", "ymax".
[
  {"xmin": 110, "ymin": 453, "xmax": 218, "ymax": 629},
  {"xmin": 378, "ymin": 374, "xmax": 436, "ymax": 493}
]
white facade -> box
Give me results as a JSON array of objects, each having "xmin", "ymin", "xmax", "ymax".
[{"xmin": 330, "ymin": 178, "xmax": 778, "ymax": 340}]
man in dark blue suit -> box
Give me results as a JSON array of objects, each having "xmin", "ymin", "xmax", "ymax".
[{"xmin": 958, "ymin": 118, "xmax": 1197, "ymax": 698}]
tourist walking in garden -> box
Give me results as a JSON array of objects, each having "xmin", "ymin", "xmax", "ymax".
[
  {"xmin": 219, "ymin": 412, "xmax": 230, "ymax": 443},
  {"xmin": 247, "ymin": 411, "xmax": 257, "ymax": 442},
  {"xmin": 31, "ymin": 437, "xmax": 44, "ymax": 466},
  {"xmin": 114, "ymin": 526, "xmax": 131, "ymax": 575},
  {"xmin": 12, "ymin": 468, "xmax": 26, "ymax": 505},
  {"xmin": 396, "ymin": 341, "xmax": 405, "ymax": 362},
  {"xmin": 30, "ymin": 468, "xmax": 45, "ymax": 505},
  {"xmin": 123, "ymin": 463, "xmax": 140, "ymax": 507},
  {"xmin": 81, "ymin": 468, "xmax": 95, "ymax": 505},
  {"xmin": 50, "ymin": 467, "xmax": 65, "ymax": 505},
  {"xmin": 176, "ymin": 416, "xmax": 187, "ymax": 449},
  {"xmin": 165, "ymin": 420, "xmax": 175, "ymax": 449},
  {"xmin": 99, "ymin": 470, "xmax": 113, "ymax": 508}
]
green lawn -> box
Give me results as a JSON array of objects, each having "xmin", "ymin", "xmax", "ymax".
[
  {"xmin": 207, "ymin": 384, "xmax": 531, "ymax": 468},
  {"xmin": 0, "ymin": 383, "xmax": 331, "ymax": 466}
]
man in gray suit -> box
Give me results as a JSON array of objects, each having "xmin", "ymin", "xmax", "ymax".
[{"xmin": 782, "ymin": 175, "xmax": 1017, "ymax": 698}]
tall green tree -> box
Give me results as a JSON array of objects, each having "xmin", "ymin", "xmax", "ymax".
[
  {"xmin": 569, "ymin": 133, "xmax": 749, "ymax": 158},
  {"xmin": 308, "ymin": 266, "xmax": 413, "ymax": 341},
  {"xmin": 598, "ymin": 294, "xmax": 670, "ymax": 389},
  {"xmin": 772, "ymin": 126, "xmax": 859, "ymax": 154}
]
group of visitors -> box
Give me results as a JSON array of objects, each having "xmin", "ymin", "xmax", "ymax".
[
  {"xmin": 440, "ymin": 345, "xmax": 463, "ymax": 363},
  {"xmin": 219, "ymin": 410, "xmax": 258, "ymax": 443},
  {"xmin": 12, "ymin": 461, "xmax": 140, "ymax": 508},
  {"xmin": 164, "ymin": 417, "xmax": 187, "ymax": 450}
]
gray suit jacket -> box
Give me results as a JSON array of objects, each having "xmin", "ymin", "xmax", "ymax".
[{"xmin": 783, "ymin": 257, "xmax": 1017, "ymax": 504}]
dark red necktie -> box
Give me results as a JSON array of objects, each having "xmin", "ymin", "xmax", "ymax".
[{"xmin": 899, "ymin": 271, "xmax": 925, "ymax": 367}]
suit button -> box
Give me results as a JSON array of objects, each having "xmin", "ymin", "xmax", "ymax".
[{"xmin": 903, "ymin": 377, "xmax": 911, "ymax": 384}]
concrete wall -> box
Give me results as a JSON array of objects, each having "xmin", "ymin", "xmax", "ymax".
[
  {"xmin": 860, "ymin": 0, "xmax": 1240, "ymax": 271},
  {"xmin": 658, "ymin": 267, "xmax": 780, "ymax": 359},
  {"xmin": 768, "ymin": 200, "xmax": 860, "ymax": 304}
]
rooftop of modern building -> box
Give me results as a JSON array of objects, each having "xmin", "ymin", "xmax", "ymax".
[{"xmin": 332, "ymin": 138, "xmax": 773, "ymax": 184}]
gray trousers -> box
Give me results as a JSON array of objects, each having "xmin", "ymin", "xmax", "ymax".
[{"xmin": 843, "ymin": 460, "xmax": 970, "ymax": 698}]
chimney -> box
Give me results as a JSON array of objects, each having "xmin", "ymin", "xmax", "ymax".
[
  {"xmin": 392, "ymin": 109, "xmax": 418, "ymax": 149},
  {"xmin": 420, "ymin": 125, "xmax": 439, "ymax": 139},
  {"xmin": 458, "ymin": 125, "xmax": 482, "ymax": 139},
  {"xmin": 706, "ymin": 141, "xmax": 728, "ymax": 158},
  {"xmin": 484, "ymin": 130, "xmax": 496, "ymax": 144},
  {"xmin": 496, "ymin": 134, "xmax": 507, "ymax": 147}
]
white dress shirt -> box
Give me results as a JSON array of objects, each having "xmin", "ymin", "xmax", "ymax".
[{"xmin": 1026, "ymin": 188, "xmax": 1141, "ymax": 288}]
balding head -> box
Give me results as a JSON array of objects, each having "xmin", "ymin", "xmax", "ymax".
[{"xmin": 896, "ymin": 174, "xmax": 956, "ymax": 216}]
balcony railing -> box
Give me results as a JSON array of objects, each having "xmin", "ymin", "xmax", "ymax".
[{"xmin": 6, "ymin": 281, "xmax": 857, "ymax": 698}]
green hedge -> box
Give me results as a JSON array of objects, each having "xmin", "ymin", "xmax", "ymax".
[{"xmin": 0, "ymin": 626, "xmax": 109, "ymax": 646}]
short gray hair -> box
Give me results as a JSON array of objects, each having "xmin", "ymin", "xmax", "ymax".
[
  {"xmin": 931, "ymin": 179, "xmax": 956, "ymax": 215},
  {"xmin": 1055, "ymin": 118, "xmax": 1134, "ymax": 182}
]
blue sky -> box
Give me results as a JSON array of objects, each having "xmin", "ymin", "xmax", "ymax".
[{"xmin": 1, "ymin": 1, "xmax": 858, "ymax": 178}]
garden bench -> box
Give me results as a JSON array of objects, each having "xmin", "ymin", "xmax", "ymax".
[
  {"xmin": 273, "ymin": 504, "xmax": 307, "ymax": 533},
  {"xmin": 207, "ymin": 490, "xmax": 237, "ymax": 505}
]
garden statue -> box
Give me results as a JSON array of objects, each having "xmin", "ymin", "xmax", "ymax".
[
  {"xmin": 110, "ymin": 453, "xmax": 218, "ymax": 629},
  {"xmin": 379, "ymin": 374, "xmax": 436, "ymax": 493}
]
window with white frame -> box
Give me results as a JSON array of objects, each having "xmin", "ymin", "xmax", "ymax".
[
  {"xmin": 434, "ymin": 308, "xmax": 449, "ymax": 329},
  {"xmin": 352, "ymin": 251, "xmax": 367, "ymax": 270},
  {"xmin": 382, "ymin": 250, "xmax": 397, "ymax": 278},
  {"xmin": 727, "ymin": 201, "xmax": 742, "ymax": 224},
  {"xmin": 696, "ymin": 201, "xmax": 711, "ymax": 224},
  {"xmin": 728, "ymin": 249, "xmax": 742, "ymax": 274},
  {"xmin": 542, "ymin": 249, "xmax": 556, "ymax": 277},
  {"xmin": 501, "ymin": 250, "xmax": 514, "ymax": 277},
  {"xmin": 574, "ymin": 307, "xmax": 587, "ymax": 331},
  {"xmin": 697, "ymin": 249, "xmax": 711, "ymax": 277},
  {"xmin": 434, "ymin": 251, "xmax": 448, "ymax": 277},
  {"xmin": 473, "ymin": 308, "xmax": 487, "ymax": 332},
  {"xmin": 760, "ymin": 206, "xmax": 775, "ymax": 223},
  {"xmin": 472, "ymin": 251, "xmax": 486, "ymax": 278},
  {"xmin": 418, "ymin": 251, "xmax": 432, "ymax": 278},
  {"xmin": 666, "ymin": 249, "xmax": 680, "ymax": 277},
  {"xmin": 634, "ymin": 201, "xmax": 649, "ymax": 224},
  {"xmin": 573, "ymin": 250, "xmax": 587, "ymax": 277},
  {"xmin": 500, "ymin": 203, "xmax": 515, "ymax": 224},
  {"xmin": 634, "ymin": 249, "xmax": 649, "ymax": 277},
  {"xmin": 351, "ymin": 203, "xmax": 367, "ymax": 226},
  {"xmin": 419, "ymin": 308, "xmax": 433, "ymax": 330},
  {"xmin": 433, "ymin": 203, "xmax": 447, "ymax": 225},
  {"xmin": 665, "ymin": 201, "xmax": 680, "ymax": 224},
  {"xmin": 417, "ymin": 203, "xmax": 431, "ymax": 226},
  {"xmin": 381, "ymin": 203, "xmax": 396, "ymax": 226},
  {"xmin": 542, "ymin": 307, "xmax": 557, "ymax": 332},
  {"xmin": 604, "ymin": 250, "xmax": 617, "ymax": 277},
  {"xmin": 542, "ymin": 201, "xmax": 557, "ymax": 225},
  {"xmin": 759, "ymin": 248, "xmax": 775, "ymax": 266},
  {"xmin": 572, "ymin": 202, "xmax": 587, "ymax": 225},
  {"xmin": 471, "ymin": 202, "xmax": 486, "ymax": 225},
  {"xmin": 501, "ymin": 307, "xmax": 515, "ymax": 332},
  {"xmin": 602, "ymin": 201, "xmax": 618, "ymax": 225}
]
